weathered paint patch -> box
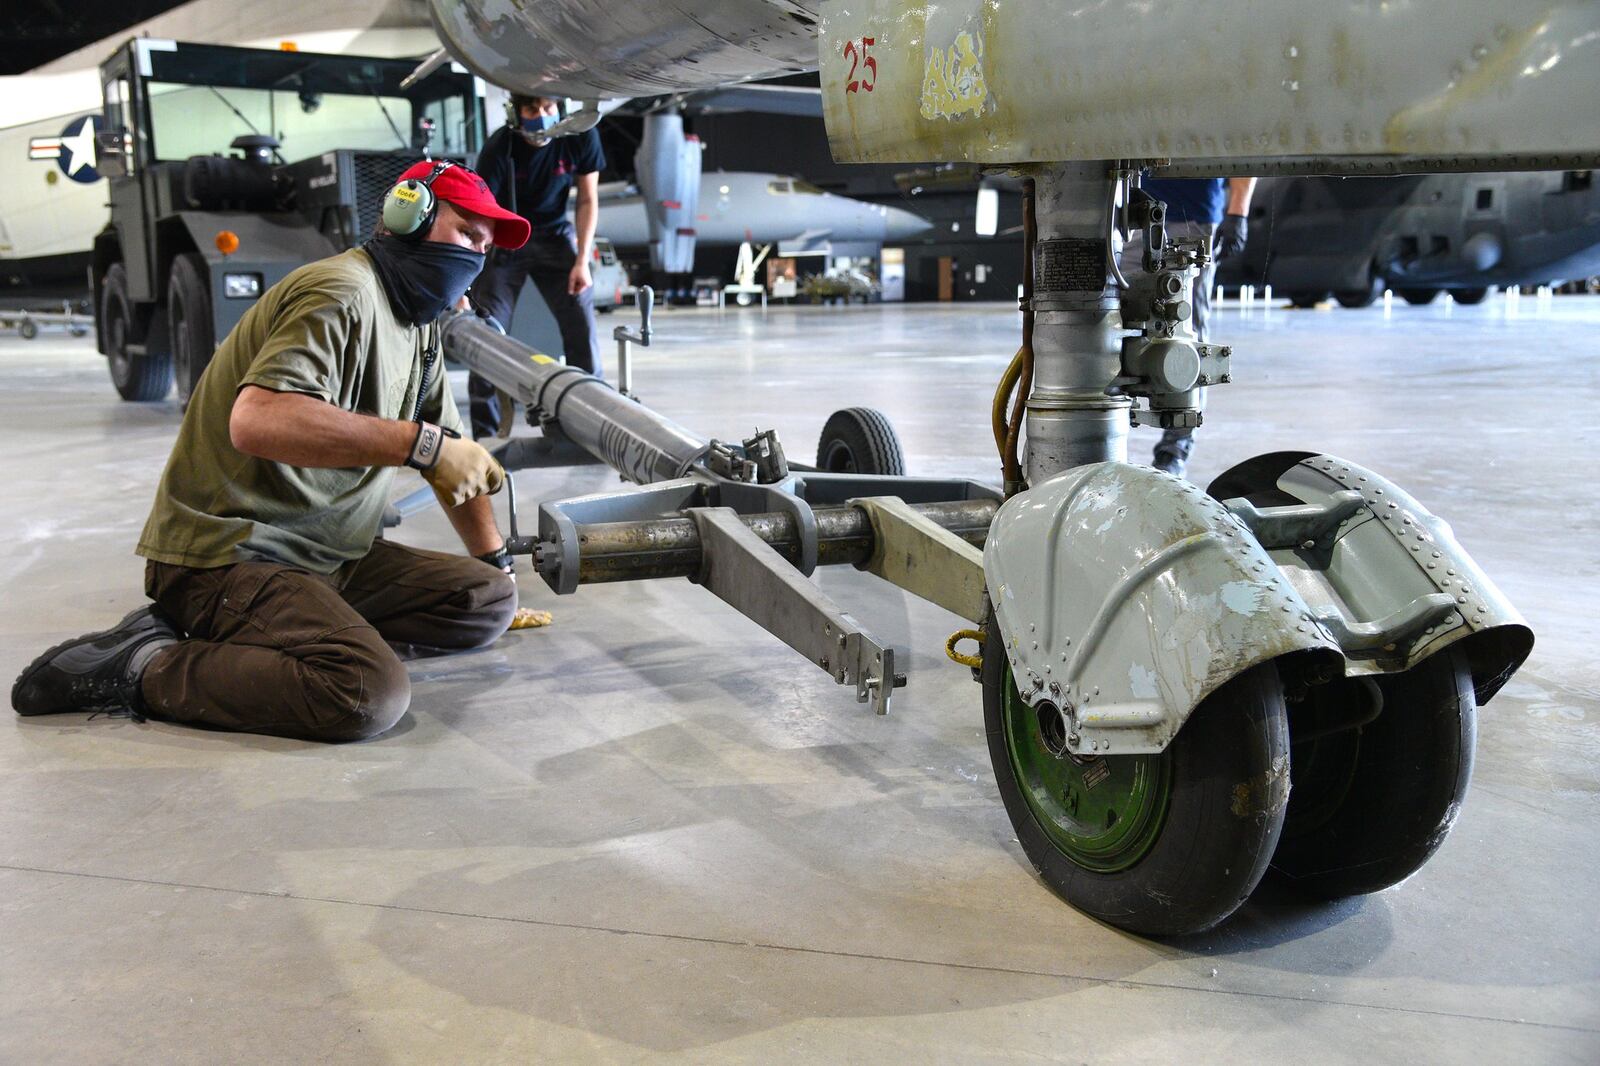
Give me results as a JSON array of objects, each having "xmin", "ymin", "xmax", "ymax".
[
  {"xmin": 1220, "ymin": 580, "xmax": 1268, "ymax": 615},
  {"xmin": 920, "ymin": 30, "xmax": 989, "ymax": 120},
  {"xmin": 1128, "ymin": 661, "xmax": 1161, "ymax": 700}
]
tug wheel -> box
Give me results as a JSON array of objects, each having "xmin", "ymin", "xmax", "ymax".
[
  {"xmin": 816, "ymin": 407, "xmax": 905, "ymax": 475},
  {"xmin": 983, "ymin": 616, "xmax": 1290, "ymax": 936},
  {"xmin": 1270, "ymin": 648, "xmax": 1476, "ymax": 898},
  {"xmin": 168, "ymin": 253, "xmax": 215, "ymax": 405},
  {"xmin": 103, "ymin": 263, "xmax": 172, "ymax": 402}
]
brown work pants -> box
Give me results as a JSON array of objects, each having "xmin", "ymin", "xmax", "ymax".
[{"xmin": 140, "ymin": 539, "xmax": 518, "ymax": 742}]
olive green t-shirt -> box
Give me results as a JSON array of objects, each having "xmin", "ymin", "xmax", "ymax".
[{"xmin": 137, "ymin": 248, "xmax": 465, "ymax": 573}]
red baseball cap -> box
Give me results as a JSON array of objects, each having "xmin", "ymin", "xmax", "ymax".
[{"xmin": 395, "ymin": 161, "xmax": 530, "ymax": 250}]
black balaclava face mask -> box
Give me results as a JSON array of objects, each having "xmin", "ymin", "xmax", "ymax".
[{"xmin": 364, "ymin": 235, "xmax": 486, "ymax": 327}]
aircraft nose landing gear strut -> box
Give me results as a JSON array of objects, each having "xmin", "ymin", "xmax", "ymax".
[{"xmin": 981, "ymin": 162, "xmax": 1531, "ymax": 934}]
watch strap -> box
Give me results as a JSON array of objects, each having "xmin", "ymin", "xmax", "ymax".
[{"xmin": 476, "ymin": 546, "xmax": 514, "ymax": 572}]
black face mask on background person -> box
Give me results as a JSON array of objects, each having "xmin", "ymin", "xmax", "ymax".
[{"xmin": 363, "ymin": 236, "xmax": 486, "ymax": 327}]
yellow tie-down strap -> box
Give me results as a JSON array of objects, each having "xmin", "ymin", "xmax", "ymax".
[{"xmin": 945, "ymin": 628, "xmax": 984, "ymax": 668}]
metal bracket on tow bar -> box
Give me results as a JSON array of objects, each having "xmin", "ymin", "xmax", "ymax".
[
  {"xmin": 850, "ymin": 496, "xmax": 989, "ymax": 624},
  {"xmin": 688, "ymin": 507, "xmax": 905, "ymax": 715}
]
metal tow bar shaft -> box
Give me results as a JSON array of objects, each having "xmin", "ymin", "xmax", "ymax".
[
  {"xmin": 562, "ymin": 498, "xmax": 996, "ymax": 585},
  {"xmin": 442, "ymin": 309, "xmax": 1001, "ymax": 717},
  {"xmin": 441, "ymin": 311, "xmax": 707, "ymax": 484}
]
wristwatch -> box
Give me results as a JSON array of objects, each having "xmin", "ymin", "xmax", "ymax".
[{"xmin": 476, "ymin": 546, "xmax": 514, "ymax": 573}]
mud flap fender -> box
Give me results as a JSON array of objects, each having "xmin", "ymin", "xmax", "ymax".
[
  {"xmin": 1209, "ymin": 452, "xmax": 1533, "ymax": 704},
  {"xmin": 984, "ymin": 463, "xmax": 1341, "ymax": 756}
]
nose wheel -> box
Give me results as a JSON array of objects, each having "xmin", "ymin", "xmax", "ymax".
[
  {"xmin": 1270, "ymin": 647, "xmax": 1476, "ymax": 898},
  {"xmin": 982, "ymin": 610, "xmax": 1292, "ymax": 937}
]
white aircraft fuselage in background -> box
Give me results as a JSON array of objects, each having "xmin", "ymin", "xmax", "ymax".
[{"xmin": 592, "ymin": 171, "xmax": 930, "ymax": 253}]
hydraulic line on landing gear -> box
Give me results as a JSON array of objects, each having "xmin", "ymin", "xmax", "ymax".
[{"xmin": 995, "ymin": 178, "xmax": 1036, "ymax": 496}]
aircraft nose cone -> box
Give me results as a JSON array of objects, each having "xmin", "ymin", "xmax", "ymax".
[{"xmin": 884, "ymin": 206, "xmax": 933, "ymax": 241}]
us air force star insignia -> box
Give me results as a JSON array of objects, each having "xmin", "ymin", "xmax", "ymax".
[
  {"xmin": 58, "ymin": 119, "xmax": 97, "ymax": 177},
  {"xmin": 28, "ymin": 115, "xmax": 103, "ymax": 184}
]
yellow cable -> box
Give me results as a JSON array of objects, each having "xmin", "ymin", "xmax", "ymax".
[
  {"xmin": 945, "ymin": 628, "xmax": 985, "ymax": 668},
  {"xmin": 992, "ymin": 346, "xmax": 1024, "ymax": 457}
]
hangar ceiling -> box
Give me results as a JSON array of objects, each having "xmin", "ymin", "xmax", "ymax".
[{"xmin": 1, "ymin": 0, "xmax": 189, "ymax": 75}]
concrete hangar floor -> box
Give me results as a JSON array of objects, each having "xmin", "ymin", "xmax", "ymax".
[{"xmin": 0, "ymin": 294, "xmax": 1596, "ymax": 1063}]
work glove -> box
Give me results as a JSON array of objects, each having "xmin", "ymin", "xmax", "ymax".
[
  {"xmin": 1215, "ymin": 213, "xmax": 1248, "ymax": 260},
  {"xmin": 407, "ymin": 421, "xmax": 505, "ymax": 506}
]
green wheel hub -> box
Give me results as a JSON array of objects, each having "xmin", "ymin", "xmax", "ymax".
[{"xmin": 1000, "ymin": 662, "xmax": 1174, "ymax": 873}]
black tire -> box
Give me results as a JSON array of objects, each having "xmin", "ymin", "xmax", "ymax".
[
  {"xmin": 1451, "ymin": 287, "xmax": 1489, "ymax": 305},
  {"xmin": 1395, "ymin": 287, "xmax": 1440, "ymax": 306},
  {"xmin": 102, "ymin": 263, "xmax": 172, "ymax": 402},
  {"xmin": 1287, "ymin": 291, "xmax": 1328, "ymax": 309},
  {"xmin": 18, "ymin": 318, "xmax": 39, "ymax": 340},
  {"xmin": 1270, "ymin": 648, "xmax": 1475, "ymax": 899},
  {"xmin": 815, "ymin": 407, "xmax": 905, "ymax": 475},
  {"xmin": 168, "ymin": 253, "xmax": 215, "ymax": 404},
  {"xmin": 983, "ymin": 633, "xmax": 1291, "ymax": 937},
  {"xmin": 1334, "ymin": 276, "xmax": 1384, "ymax": 308}
]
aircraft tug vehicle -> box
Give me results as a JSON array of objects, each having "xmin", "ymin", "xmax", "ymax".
[{"xmin": 90, "ymin": 39, "xmax": 485, "ymax": 403}]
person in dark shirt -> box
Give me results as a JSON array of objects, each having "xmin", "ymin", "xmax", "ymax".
[
  {"xmin": 469, "ymin": 94, "xmax": 607, "ymax": 439},
  {"xmin": 1126, "ymin": 175, "xmax": 1255, "ymax": 478}
]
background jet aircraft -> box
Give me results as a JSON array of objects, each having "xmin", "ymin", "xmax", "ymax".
[
  {"xmin": 1217, "ymin": 170, "xmax": 1600, "ymax": 306},
  {"xmin": 594, "ymin": 170, "xmax": 931, "ymax": 255}
]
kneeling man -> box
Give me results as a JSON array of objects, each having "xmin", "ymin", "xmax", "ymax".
[{"xmin": 13, "ymin": 161, "xmax": 530, "ymax": 742}]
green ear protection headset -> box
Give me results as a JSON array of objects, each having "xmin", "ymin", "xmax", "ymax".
[{"xmin": 381, "ymin": 160, "xmax": 457, "ymax": 240}]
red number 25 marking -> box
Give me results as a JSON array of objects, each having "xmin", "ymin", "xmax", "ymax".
[{"xmin": 843, "ymin": 36, "xmax": 877, "ymax": 93}]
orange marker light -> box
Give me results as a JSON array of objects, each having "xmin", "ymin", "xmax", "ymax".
[
  {"xmin": 279, "ymin": 41, "xmax": 299, "ymax": 52},
  {"xmin": 215, "ymin": 230, "xmax": 240, "ymax": 256}
]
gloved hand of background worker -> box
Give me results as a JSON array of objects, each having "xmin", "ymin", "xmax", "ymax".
[
  {"xmin": 424, "ymin": 435, "xmax": 505, "ymax": 507},
  {"xmin": 1215, "ymin": 213, "xmax": 1249, "ymax": 260}
]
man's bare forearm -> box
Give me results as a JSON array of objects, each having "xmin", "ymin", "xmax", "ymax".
[
  {"xmin": 230, "ymin": 386, "xmax": 418, "ymax": 468},
  {"xmin": 445, "ymin": 493, "xmax": 505, "ymax": 557},
  {"xmin": 573, "ymin": 196, "xmax": 597, "ymax": 261},
  {"xmin": 1226, "ymin": 177, "xmax": 1258, "ymax": 216}
]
